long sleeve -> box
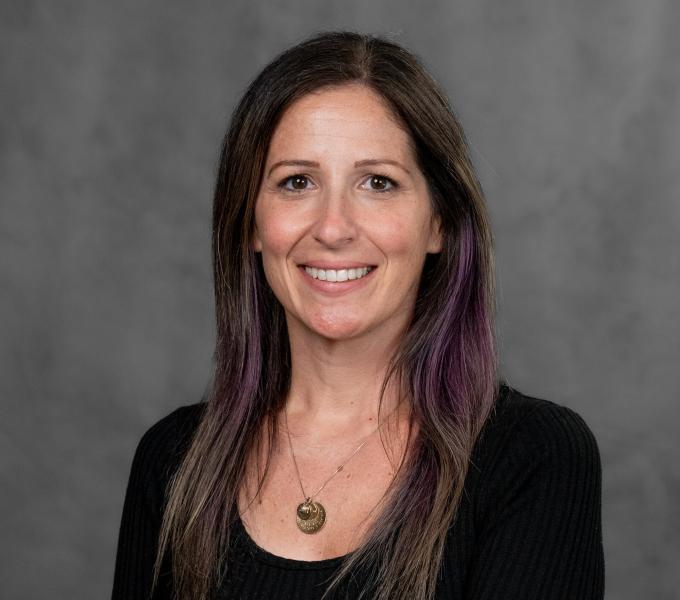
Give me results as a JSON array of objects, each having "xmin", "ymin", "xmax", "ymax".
[
  {"xmin": 111, "ymin": 409, "xmax": 184, "ymax": 600},
  {"xmin": 464, "ymin": 401, "xmax": 605, "ymax": 599}
]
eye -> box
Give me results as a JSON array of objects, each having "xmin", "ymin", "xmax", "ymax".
[
  {"xmin": 362, "ymin": 174, "xmax": 398, "ymax": 193},
  {"xmin": 278, "ymin": 174, "xmax": 313, "ymax": 193}
]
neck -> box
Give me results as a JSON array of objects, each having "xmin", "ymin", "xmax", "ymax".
[{"xmin": 283, "ymin": 319, "xmax": 410, "ymax": 442}]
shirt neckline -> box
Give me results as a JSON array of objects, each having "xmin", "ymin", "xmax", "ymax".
[
  {"xmin": 230, "ymin": 384, "xmax": 513, "ymax": 573},
  {"xmin": 234, "ymin": 514, "xmax": 353, "ymax": 571}
]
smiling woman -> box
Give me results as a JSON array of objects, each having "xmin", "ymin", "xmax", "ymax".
[
  {"xmin": 253, "ymin": 84, "xmax": 442, "ymax": 339},
  {"xmin": 112, "ymin": 31, "xmax": 605, "ymax": 600}
]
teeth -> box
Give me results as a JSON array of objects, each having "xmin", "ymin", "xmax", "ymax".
[{"xmin": 304, "ymin": 266, "xmax": 373, "ymax": 281}]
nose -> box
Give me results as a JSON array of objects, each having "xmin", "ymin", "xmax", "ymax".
[{"xmin": 311, "ymin": 188, "xmax": 358, "ymax": 247}]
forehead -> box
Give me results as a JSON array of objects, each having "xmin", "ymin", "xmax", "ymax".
[{"xmin": 267, "ymin": 84, "xmax": 416, "ymax": 160}]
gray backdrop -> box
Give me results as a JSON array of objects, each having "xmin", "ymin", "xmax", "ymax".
[{"xmin": 1, "ymin": 2, "xmax": 678, "ymax": 599}]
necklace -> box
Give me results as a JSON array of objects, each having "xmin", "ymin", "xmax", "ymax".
[{"xmin": 284, "ymin": 401, "xmax": 401, "ymax": 534}]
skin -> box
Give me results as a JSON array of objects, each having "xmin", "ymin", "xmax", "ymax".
[{"xmin": 241, "ymin": 83, "xmax": 441, "ymax": 558}]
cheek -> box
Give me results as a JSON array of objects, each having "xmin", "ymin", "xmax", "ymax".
[
  {"xmin": 369, "ymin": 213, "xmax": 431, "ymax": 265},
  {"xmin": 255, "ymin": 203, "xmax": 307, "ymax": 298},
  {"xmin": 256, "ymin": 203, "xmax": 303, "ymax": 255}
]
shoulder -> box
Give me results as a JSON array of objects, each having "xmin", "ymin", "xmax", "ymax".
[
  {"xmin": 480, "ymin": 383, "xmax": 599, "ymax": 454},
  {"xmin": 471, "ymin": 383, "xmax": 602, "ymax": 493},
  {"xmin": 129, "ymin": 401, "xmax": 207, "ymax": 495},
  {"xmin": 459, "ymin": 386, "xmax": 605, "ymax": 597},
  {"xmin": 135, "ymin": 402, "xmax": 206, "ymax": 455}
]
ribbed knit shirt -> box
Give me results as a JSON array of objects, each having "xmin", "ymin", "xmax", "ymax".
[{"xmin": 111, "ymin": 384, "xmax": 605, "ymax": 599}]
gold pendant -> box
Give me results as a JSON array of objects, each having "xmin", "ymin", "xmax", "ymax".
[{"xmin": 296, "ymin": 499, "xmax": 326, "ymax": 534}]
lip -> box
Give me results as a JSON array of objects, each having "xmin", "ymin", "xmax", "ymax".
[
  {"xmin": 299, "ymin": 260, "xmax": 377, "ymax": 269},
  {"xmin": 297, "ymin": 264, "xmax": 377, "ymax": 296}
]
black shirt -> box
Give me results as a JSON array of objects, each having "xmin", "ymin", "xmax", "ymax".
[{"xmin": 111, "ymin": 384, "xmax": 605, "ymax": 599}]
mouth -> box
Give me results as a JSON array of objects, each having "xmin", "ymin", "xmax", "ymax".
[
  {"xmin": 300, "ymin": 265, "xmax": 375, "ymax": 282},
  {"xmin": 298, "ymin": 264, "xmax": 377, "ymax": 282}
]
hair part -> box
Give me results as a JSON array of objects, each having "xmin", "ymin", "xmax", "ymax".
[{"xmin": 152, "ymin": 30, "xmax": 498, "ymax": 600}]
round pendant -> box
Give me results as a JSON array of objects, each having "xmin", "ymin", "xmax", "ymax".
[{"xmin": 295, "ymin": 499, "xmax": 326, "ymax": 534}]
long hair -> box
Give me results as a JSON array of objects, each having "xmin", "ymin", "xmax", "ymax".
[{"xmin": 153, "ymin": 30, "xmax": 498, "ymax": 600}]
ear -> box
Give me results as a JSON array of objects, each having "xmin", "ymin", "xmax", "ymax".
[{"xmin": 426, "ymin": 214, "xmax": 443, "ymax": 254}]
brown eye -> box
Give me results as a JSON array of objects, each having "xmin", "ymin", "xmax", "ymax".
[
  {"xmin": 291, "ymin": 175, "xmax": 308, "ymax": 189},
  {"xmin": 372, "ymin": 176, "xmax": 386, "ymax": 189},
  {"xmin": 364, "ymin": 174, "xmax": 397, "ymax": 192},
  {"xmin": 279, "ymin": 174, "xmax": 310, "ymax": 192}
]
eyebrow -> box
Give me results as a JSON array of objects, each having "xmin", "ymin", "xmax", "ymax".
[
  {"xmin": 267, "ymin": 160, "xmax": 318, "ymax": 177},
  {"xmin": 267, "ymin": 158, "xmax": 411, "ymax": 177},
  {"xmin": 356, "ymin": 159, "xmax": 412, "ymax": 175}
]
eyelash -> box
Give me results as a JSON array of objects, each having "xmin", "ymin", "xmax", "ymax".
[{"xmin": 276, "ymin": 173, "xmax": 399, "ymax": 194}]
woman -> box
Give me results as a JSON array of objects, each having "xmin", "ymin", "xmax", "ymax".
[{"xmin": 112, "ymin": 31, "xmax": 604, "ymax": 600}]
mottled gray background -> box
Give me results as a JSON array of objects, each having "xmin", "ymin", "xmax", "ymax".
[{"xmin": 1, "ymin": 1, "xmax": 678, "ymax": 598}]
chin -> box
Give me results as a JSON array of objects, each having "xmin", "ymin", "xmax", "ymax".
[{"xmin": 307, "ymin": 312, "xmax": 367, "ymax": 340}]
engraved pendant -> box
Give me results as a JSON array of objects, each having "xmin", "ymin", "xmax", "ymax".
[{"xmin": 295, "ymin": 499, "xmax": 326, "ymax": 534}]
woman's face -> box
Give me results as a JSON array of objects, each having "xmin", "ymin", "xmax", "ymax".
[{"xmin": 253, "ymin": 83, "xmax": 442, "ymax": 341}]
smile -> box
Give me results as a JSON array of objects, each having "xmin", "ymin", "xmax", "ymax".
[{"xmin": 303, "ymin": 266, "xmax": 373, "ymax": 282}]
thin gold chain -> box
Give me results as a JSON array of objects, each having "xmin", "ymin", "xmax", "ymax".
[{"xmin": 284, "ymin": 401, "xmax": 402, "ymax": 502}]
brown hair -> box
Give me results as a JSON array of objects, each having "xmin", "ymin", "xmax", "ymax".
[{"xmin": 153, "ymin": 30, "xmax": 498, "ymax": 600}]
